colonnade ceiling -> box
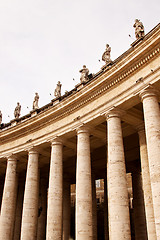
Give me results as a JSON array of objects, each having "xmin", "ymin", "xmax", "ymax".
[{"xmin": 0, "ymin": 102, "xmax": 143, "ymax": 182}]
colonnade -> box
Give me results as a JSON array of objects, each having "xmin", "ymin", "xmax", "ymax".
[{"xmin": 0, "ymin": 86, "xmax": 160, "ymax": 239}]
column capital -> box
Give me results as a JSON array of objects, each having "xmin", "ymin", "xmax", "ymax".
[
  {"xmin": 139, "ymin": 85, "xmax": 159, "ymax": 102},
  {"xmin": 28, "ymin": 147, "xmax": 39, "ymax": 155},
  {"xmin": 50, "ymin": 137, "xmax": 63, "ymax": 146},
  {"xmin": 76, "ymin": 125, "xmax": 91, "ymax": 135},
  {"xmin": 7, "ymin": 154, "xmax": 17, "ymax": 162},
  {"xmin": 105, "ymin": 107, "xmax": 125, "ymax": 120}
]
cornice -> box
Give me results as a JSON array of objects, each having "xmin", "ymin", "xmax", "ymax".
[{"xmin": 0, "ymin": 25, "xmax": 159, "ymax": 145}]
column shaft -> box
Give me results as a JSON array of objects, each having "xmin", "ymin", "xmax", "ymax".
[
  {"xmin": 20, "ymin": 149, "xmax": 39, "ymax": 240},
  {"xmin": 106, "ymin": 111, "xmax": 131, "ymax": 239},
  {"xmin": 138, "ymin": 129, "xmax": 157, "ymax": 240},
  {"xmin": 46, "ymin": 139, "xmax": 63, "ymax": 240},
  {"xmin": 76, "ymin": 127, "xmax": 93, "ymax": 240},
  {"xmin": 140, "ymin": 88, "xmax": 160, "ymax": 237},
  {"xmin": 63, "ymin": 178, "xmax": 71, "ymax": 240},
  {"xmin": 0, "ymin": 156, "xmax": 18, "ymax": 240}
]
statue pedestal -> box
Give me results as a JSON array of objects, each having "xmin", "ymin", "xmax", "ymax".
[
  {"xmin": 131, "ymin": 37, "xmax": 144, "ymax": 47},
  {"xmin": 10, "ymin": 119, "xmax": 17, "ymax": 127},
  {"xmin": 30, "ymin": 110, "xmax": 38, "ymax": 117},
  {"xmin": 101, "ymin": 61, "xmax": 113, "ymax": 71},
  {"xmin": 52, "ymin": 99, "xmax": 60, "ymax": 106}
]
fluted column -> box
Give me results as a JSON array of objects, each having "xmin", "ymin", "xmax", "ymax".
[
  {"xmin": 63, "ymin": 177, "xmax": 71, "ymax": 240},
  {"xmin": 13, "ymin": 178, "xmax": 25, "ymax": 240},
  {"xmin": 20, "ymin": 149, "xmax": 39, "ymax": 240},
  {"xmin": 138, "ymin": 128, "xmax": 157, "ymax": 240},
  {"xmin": 0, "ymin": 155, "xmax": 18, "ymax": 240},
  {"xmin": 46, "ymin": 138, "xmax": 63, "ymax": 240},
  {"xmin": 106, "ymin": 110, "xmax": 131, "ymax": 239},
  {"xmin": 92, "ymin": 172, "xmax": 97, "ymax": 240},
  {"xmin": 37, "ymin": 175, "xmax": 48, "ymax": 240},
  {"xmin": 132, "ymin": 171, "xmax": 148, "ymax": 240},
  {"xmin": 140, "ymin": 87, "xmax": 160, "ymax": 238},
  {"xmin": 76, "ymin": 126, "xmax": 93, "ymax": 240}
]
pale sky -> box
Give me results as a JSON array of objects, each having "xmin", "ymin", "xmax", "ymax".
[{"xmin": 0, "ymin": 0, "xmax": 159, "ymax": 123}]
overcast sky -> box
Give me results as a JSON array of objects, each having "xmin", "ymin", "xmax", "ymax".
[{"xmin": 0, "ymin": 0, "xmax": 159, "ymax": 123}]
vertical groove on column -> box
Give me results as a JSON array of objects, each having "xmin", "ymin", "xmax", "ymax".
[
  {"xmin": 63, "ymin": 177, "xmax": 71, "ymax": 240},
  {"xmin": 0, "ymin": 156, "xmax": 18, "ymax": 240},
  {"xmin": 76, "ymin": 126, "xmax": 93, "ymax": 240},
  {"xmin": 140, "ymin": 88, "xmax": 160, "ymax": 238},
  {"xmin": 138, "ymin": 129, "xmax": 157, "ymax": 240},
  {"xmin": 20, "ymin": 149, "xmax": 39, "ymax": 240},
  {"xmin": 46, "ymin": 139, "xmax": 63, "ymax": 240},
  {"xmin": 106, "ymin": 111, "xmax": 131, "ymax": 239}
]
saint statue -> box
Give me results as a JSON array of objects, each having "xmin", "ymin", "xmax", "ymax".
[
  {"xmin": 0, "ymin": 110, "xmax": 2, "ymax": 124},
  {"xmin": 79, "ymin": 65, "xmax": 89, "ymax": 83},
  {"xmin": 102, "ymin": 44, "xmax": 112, "ymax": 63},
  {"xmin": 33, "ymin": 92, "xmax": 39, "ymax": 110},
  {"xmin": 133, "ymin": 19, "xmax": 145, "ymax": 39},
  {"xmin": 14, "ymin": 102, "xmax": 21, "ymax": 119},
  {"xmin": 54, "ymin": 81, "xmax": 62, "ymax": 98}
]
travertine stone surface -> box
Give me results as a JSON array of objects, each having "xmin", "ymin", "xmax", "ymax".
[
  {"xmin": 76, "ymin": 126, "xmax": 93, "ymax": 240},
  {"xmin": 13, "ymin": 179, "xmax": 25, "ymax": 240},
  {"xmin": 37, "ymin": 176, "xmax": 47, "ymax": 240},
  {"xmin": 46, "ymin": 139, "xmax": 63, "ymax": 240},
  {"xmin": 138, "ymin": 128, "xmax": 157, "ymax": 240},
  {"xmin": 104, "ymin": 176, "xmax": 109, "ymax": 240},
  {"xmin": 0, "ymin": 156, "xmax": 18, "ymax": 240},
  {"xmin": 63, "ymin": 178, "xmax": 71, "ymax": 240},
  {"xmin": 20, "ymin": 149, "xmax": 39, "ymax": 240},
  {"xmin": 140, "ymin": 88, "xmax": 160, "ymax": 238},
  {"xmin": 132, "ymin": 171, "xmax": 148, "ymax": 240},
  {"xmin": 106, "ymin": 110, "xmax": 131, "ymax": 240},
  {"xmin": 92, "ymin": 172, "xmax": 97, "ymax": 240}
]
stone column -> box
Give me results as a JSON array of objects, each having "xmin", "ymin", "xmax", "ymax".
[
  {"xmin": 0, "ymin": 155, "xmax": 18, "ymax": 240},
  {"xmin": 20, "ymin": 149, "xmax": 39, "ymax": 240},
  {"xmin": 63, "ymin": 177, "xmax": 71, "ymax": 240},
  {"xmin": 140, "ymin": 87, "xmax": 160, "ymax": 238},
  {"xmin": 37, "ymin": 175, "xmax": 48, "ymax": 240},
  {"xmin": 92, "ymin": 172, "xmax": 97, "ymax": 240},
  {"xmin": 104, "ymin": 176, "xmax": 109, "ymax": 240},
  {"xmin": 46, "ymin": 138, "xmax": 63, "ymax": 240},
  {"xmin": 106, "ymin": 110, "xmax": 131, "ymax": 239},
  {"xmin": 13, "ymin": 177, "xmax": 25, "ymax": 240},
  {"xmin": 132, "ymin": 171, "xmax": 148, "ymax": 240},
  {"xmin": 138, "ymin": 128, "xmax": 157, "ymax": 240},
  {"xmin": 76, "ymin": 126, "xmax": 93, "ymax": 240}
]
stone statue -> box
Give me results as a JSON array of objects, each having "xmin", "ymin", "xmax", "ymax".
[
  {"xmin": 102, "ymin": 44, "xmax": 112, "ymax": 63},
  {"xmin": 133, "ymin": 19, "xmax": 145, "ymax": 39},
  {"xmin": 54, "ymin": 81, "xmax": 62, "ymax": 98},
  {"xmin": 79, "ymin": 65, "xmax": 89, "ymax": 83},
  {"xmin": 14, "ymin": 102, "xmax": 21, "ymax": 119},
  {"xmin": 33, "ymin": 92, "xmax": 39, "ymax": 110},
  {"xmin": 0, "ymin": 110, "xmax": 2, "ymax": 124}
]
